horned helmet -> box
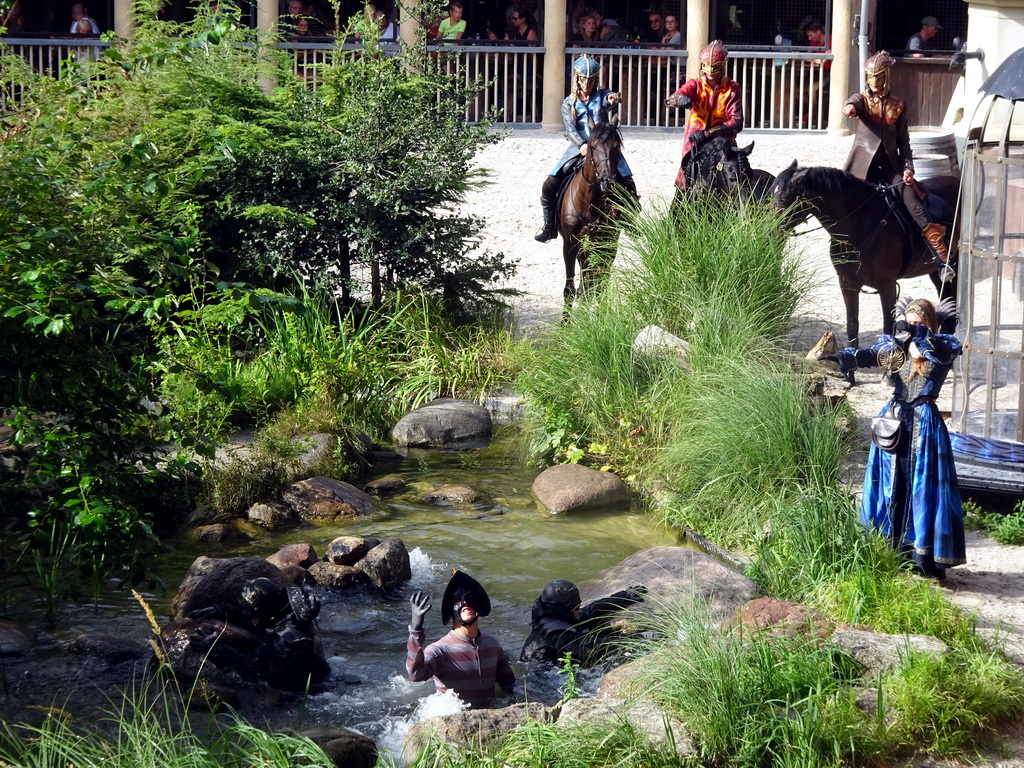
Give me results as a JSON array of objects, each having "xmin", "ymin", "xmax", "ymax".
[
  {"xmin": 572, "ymin": 54, "xmax": 602, "ymax": 94},
  {"xmin": 864, "ymin": 51, "xmax": 895, "ymax": 97},
  {"xmin": 699, "ymin": 40, "xmax": 728, "ymax": 80}
]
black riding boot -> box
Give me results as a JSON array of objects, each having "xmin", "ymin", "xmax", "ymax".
[{"xmin": 535, "ymin": 196, "xmax": 557, "ymax": 243}]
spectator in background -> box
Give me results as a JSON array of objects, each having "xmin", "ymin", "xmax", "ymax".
[
  {"xmin": 643, "ymin": 9, "xmax": 664, "ymax": 43},
  {"xmin": 438, "ymin": 1, "xmax": 466, "ymax": 39},
  {"xmin": 595, "ymin": 10, "xmax": 627, "ymax": 44},
  {"xmin": 804, "ymin": 19, "xmax": 830, "ymax": 69},
  {"xmin": 906, "ymin": 16, "xmax": 941, "ymax": 57},
  {"xmin": 574, "ymin": 10, "xmax": 601, "ymax": 43},
  {"xmin": 661, "ymin": 12, "xmax": 682, "ymax": 46},
  {"xmin": 69, "ymin": 3, "xmax": 99, "ymax": 34},
  {"xmin": 567, "ymin": 0, "xmax": 587, "ymax": 39},
  {"xmin": 507, "ymin": 9, "xmax": 538, "ymax": 42}
]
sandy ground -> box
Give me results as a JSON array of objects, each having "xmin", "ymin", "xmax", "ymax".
[{"xmin": 463, "ymin": 126, "xmax": 1024, "ymax": 649}]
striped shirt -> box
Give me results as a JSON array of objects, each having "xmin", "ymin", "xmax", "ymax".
[{"xmin": 406, "ymin": 629, "xmax": 516, "ymax": 707}]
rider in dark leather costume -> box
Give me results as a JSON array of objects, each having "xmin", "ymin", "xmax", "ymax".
[
  {"xmin": 842, "ymin": 51, "xmax": 952, "ymax": 276},
  {"xmin": 535, "ymin": 55, "xmax": 637, "ymax": 243}
]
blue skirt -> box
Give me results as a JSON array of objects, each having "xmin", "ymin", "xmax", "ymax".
[{"xmin": 860, "ymin": 400, "xmax": 966, "ymax": 572}]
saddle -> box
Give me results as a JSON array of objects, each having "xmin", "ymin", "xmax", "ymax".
[
  {"xmin": 554, "ymin": 155, "xmax": 585, "ymax": 214},
  {"xmin": 877, "ymin": 180, "xmax": 952, "ymax": 274}
]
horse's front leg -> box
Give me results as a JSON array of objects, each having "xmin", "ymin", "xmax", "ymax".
[{"xmin": 878, "ymin": 281, "xmax": 898, "ymax": 337}]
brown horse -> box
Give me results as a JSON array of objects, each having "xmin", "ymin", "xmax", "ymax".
[
  {"xmin": 772, "ymin": 162, "xmax": 959, "ymax": 346},
  {"xmin": 556, "ymin": 120, "xmax": 628, "ymax": 310}
]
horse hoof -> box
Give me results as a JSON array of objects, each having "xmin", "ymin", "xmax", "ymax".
[{"xmin": 940, "ymin": 265, "xmax": 956, "ymax": 283}]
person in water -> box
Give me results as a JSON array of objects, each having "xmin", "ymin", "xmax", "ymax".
[
  {"xmin": 519, "ymin": 579, "xmax": 647, "ymax": 665},
  {"xmin": 406, "ymin": 569, "xmax": 516, "ymax": 707}
]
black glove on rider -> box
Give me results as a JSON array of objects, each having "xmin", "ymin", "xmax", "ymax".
[
  {"xmin": 409, "ymin": 590, "xmax": 431, "ymax": 632},
  {"xmin": 910, "ymin": 323, "xmax": 931, "ymax": 342},
  {"xmin": 817, "ymin": 353, "xmax": 840, "ymax": 365},
  {"xmin": 676, "ymin": 94, "xmax": 692, "ymax": 109},
  {"xmin": 689, "ymin": 129, "xmax": 707, "ymax": 146}
]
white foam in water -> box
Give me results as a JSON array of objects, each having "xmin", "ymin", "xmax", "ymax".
[
  {"xmin": 375, "ymin": 687, "xmax": 469, "ymax": 760},
  {"xmin": 407, "ymin": 547, "xmax": 444, "ymax": 589}
]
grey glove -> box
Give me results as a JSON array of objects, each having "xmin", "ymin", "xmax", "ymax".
[{"xmin": 409, "ymin": 590, "xmax": 431, "ymax": 631}]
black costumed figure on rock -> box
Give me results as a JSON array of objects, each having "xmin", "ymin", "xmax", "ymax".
[
  {"xmin": 819, "ymin": 296, "xmax": 966, "ymax": 580},
  {"xmin": 519, "ymin": 579, "xmax": 647, "ymax": 665},
  {"xmin": 842, "ymin": 51, "xmax": 955, "ymax": 280},
  {"xmin": 534, "ymin": 54, "xmax": 638, "ymax": 243},
  {"xmin": 186, "ymin": 576, "xmax": 330, "ymax": 691}
]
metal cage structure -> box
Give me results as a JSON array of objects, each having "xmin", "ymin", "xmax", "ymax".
[{"xmin": 950, "ymin": 46, "xmax": 1024, "ymax": 494}]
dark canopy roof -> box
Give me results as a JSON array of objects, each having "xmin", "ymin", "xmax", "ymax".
[{"xmin": 980, "ymin": 46, "xmax": 1024, "ymax": 102}]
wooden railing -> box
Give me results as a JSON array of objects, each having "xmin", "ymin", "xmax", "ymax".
[{"xmin": 1, "ymin": 36, "xmax": 832, "ymax": 131}]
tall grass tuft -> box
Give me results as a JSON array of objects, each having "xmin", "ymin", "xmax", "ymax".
[
  {"xmin": 638, "ymin": 597, "xmax": 888, "ymax": 767},
  {"xmin": 0, "ymin": 675, "xmax": 331, "ymax": 768},
  {"xmin": 652, "ymin": 356, "xmax": 849, "ymax": 550}
]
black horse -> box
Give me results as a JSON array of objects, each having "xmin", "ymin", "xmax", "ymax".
[
  {"xmin": 677, "ymin": 137, "xmax": 775, "ymax": 206},
  {"xmin": 556, "ymin": 120, "xmax": 629, "ymax": 311},
  {"xmin": 772, "ymin": 163, "xmax": 958, "ymax": 346}
]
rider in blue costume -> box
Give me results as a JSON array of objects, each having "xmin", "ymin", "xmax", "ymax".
[
  {"xmin": 820, "ymin": 296, "xmax": 966, "ymax": 580},
  {"xmin": 534, "ymin": 54, "xmax": 638, "ymax": 243}
]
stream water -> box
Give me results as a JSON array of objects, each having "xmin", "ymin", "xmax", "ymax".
[{"xmin": 3, "ymin": 425, "xmax": 681, "ymax": 760}]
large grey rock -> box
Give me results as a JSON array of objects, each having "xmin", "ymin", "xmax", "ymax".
[
  {"xmin": 391, "ymin": 398, "xmax": 492, "ymax": 447},
  {"xmin": 829, "ymin": 628, "xmax": 949, "ymax": 678},
  {"xmin": 283, "ymin": 476, "xmax": 380, "ymax": 521},
  {"xmin": 356, "ymin": 538, "xmax": 412, "ymax": 589},
  {"xmin": 285, "ymin": 433, "xmax": 338, "ymax": 481},
  {"xmin": 364, "ymin": 474, "xmax": 407, "ymax": 496},
  {"xmin": 556, "ymin": 697, "xmax": 694, "ymax": 756},
  {"xmin": 300, "ymin": 726, "xmax": 377, "ymax": 768},
  {"xmin": 325, "ymin": 536, "xmax": 373, "ymax": 566},
  {"xmin": 532, "ymin": 464, "xmax": 631, "ymax": 514},
  {"xmin": 596, "ymin": 647, "xmax": 675, "ymax": 699},
  {"xmin": 632, "ymin": 325, "xmax": 690, "ymax": 367},
  {"xmin": 309, "ymin": 561, "xmax": 367, "ymax": 588},
  {"xmin": 579, "ymin": 546, "xmax": 760, "ymax": 625},
  {"xmin": 402, "ymin": 702, "xmax": 548, "ymax": 768},
  {"xmin": 267, "ymin": 542, "xmax": 319, "ymax": 570},
  {"xmin": 170, "ymin": 556, "xmax": 288, "ymax": 621},
  {"xmin": 247, "ymin": 501, "xmax": 297, "ymax": 530},
  {"xmin": 419, "ymin": 484, "xmax": 481, "ymax": 505}
]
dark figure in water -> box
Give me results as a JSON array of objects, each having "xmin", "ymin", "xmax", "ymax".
[{"xmin": 519, "ymin": 579, "xmax": 646, "ymax": 665}]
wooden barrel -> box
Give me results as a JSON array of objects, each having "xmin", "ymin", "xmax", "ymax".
[{"xmin": 909, "ymin": 126, "xmax": 960, "ymax": 179}]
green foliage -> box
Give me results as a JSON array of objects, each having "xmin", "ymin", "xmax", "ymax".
[
  {"xmin": 0, "ymin": 0, "xmax": 515, "ymax": 603},
  {"xmin": 640, "ymin": 599, "xmax": 884, "ymax": 767},
  {"xmin": 0, "ymin": 674, "xmax": 332, "ymax": 768},
  {"xmin": 964, "ymin": 498, "xmax": 1024, "ymax": 545},
  {"xmin": 494, "ymin": 718, "xmax": 683, "ymax": 768},
  {"xmin": 884, "ymin": 649, "xmax": 1024, "ymax": 755},
  {"xmin": 559, "ymin": 652, "xmax": 581, "ymax": 700}
]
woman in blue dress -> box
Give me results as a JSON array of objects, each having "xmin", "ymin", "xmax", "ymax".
[
  {"xmin": 534, "ymin": 54, "xmax": 638, "ymax": 243},
  {"xmin": 821, "ymin": 296, "xmax": 966, "ymax": 579}
]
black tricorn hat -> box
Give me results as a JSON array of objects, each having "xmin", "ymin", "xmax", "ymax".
[{"xmin": 440, "ymin": 569, "xmax": 492, "ymax": 625}]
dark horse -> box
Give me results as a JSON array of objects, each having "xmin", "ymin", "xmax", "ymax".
[
  {"xmin": 557, "ymin": 120, "xmax": 629, "ymax": 310},
  {"xmin": 772, "ymin": 163, "xmax": 959, "ymax": 346},
  {"xmin": 676, "ymin": 137, "xmax": 776, "ymax": 205}
]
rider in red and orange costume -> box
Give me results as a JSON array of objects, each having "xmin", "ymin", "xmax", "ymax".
[{"xmin": 665, "ymin": 40, "xmax": 744, "ymax": 191}]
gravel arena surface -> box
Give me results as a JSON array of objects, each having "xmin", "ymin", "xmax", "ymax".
[{"xmin": 465, "ymin": 127, "xmax": 1024, "ymax": 705}]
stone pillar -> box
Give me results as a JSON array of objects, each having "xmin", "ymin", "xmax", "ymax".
[
  {"xmin": 827, "ymin": 0, "xmax": 853, "ymax": 136},
  {"xmin": 686, "ymin": 0, "xmax": 709, "ymax": 80},
  {"xmin": 542, "ymin": 0, "xmax": 568, "ymax": 131},
  {"xmin": 258, "ymin": 0, "xmax": 277, "ymax": 94},
  {"xmin": 400, "ymin": 0, "xmax": 420, "ymax": 48},
  {"xmin": 113, "ymin": 0, "xmax": 133, "ymax": 38}
]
